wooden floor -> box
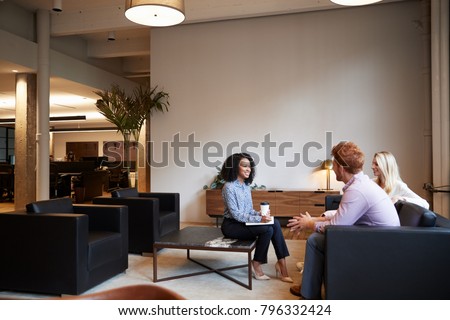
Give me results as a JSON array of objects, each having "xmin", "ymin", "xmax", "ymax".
[
  {"xmin": 0, "ymin": 201, "xmax": 14, "ymax": 213},
  {"xmin": 282, "ymin": 227, "xmax": 312, "ymax": 240}
]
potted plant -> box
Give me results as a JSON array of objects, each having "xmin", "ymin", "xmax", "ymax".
[
  {"xmin": 203, "ymin": 166, "xmax": 225, "ymax": 190},
  {"xmin": 94, "ymin": 84, "xmax": 170, "ymax": 188}
]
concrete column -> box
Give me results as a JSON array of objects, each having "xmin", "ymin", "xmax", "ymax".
[
  {"xmin": 14, "ymin": 73, "xmax": 37, "ymax": 210},
  {"xmin": 36, "ymin": 9, "xmax": 50, "ymax": 200}
]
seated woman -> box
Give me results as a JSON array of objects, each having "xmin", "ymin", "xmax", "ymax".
[
  {"xmin": 220, "ymin": 153, "xmax": 292, "ymax": 282},
  {"xmin": 372, "ymin": 151, "xmax": 429, "ymax": 209}
]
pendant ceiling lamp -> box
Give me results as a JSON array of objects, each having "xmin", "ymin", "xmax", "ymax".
[
  {"xmin": 330, "ymin": 0, "xmax": 382, "ymax": 5},
  {"xmin": 125, "ymin": 0, "xmax": 185, "ymax": 27}
]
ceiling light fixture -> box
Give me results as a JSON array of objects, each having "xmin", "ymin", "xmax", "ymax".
[
  {"xmin": 330, "ymin": 0, "xmax": 382, "ymax": 5},
  {"xmin": 125, "ymin": 0, "xmax": 185, "ymax": 27},
  {"xmin": 108, "ymin": 31, "xmax": 116, "ymax": 41},
  {"xmin": 52, "ymin": 0, "xmax": 62, "ymax": 12}
]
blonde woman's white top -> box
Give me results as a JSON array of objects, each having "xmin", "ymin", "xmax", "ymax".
[{"xmin": 389, "ymin": 180, "xmax": 429, "ymax": 209}]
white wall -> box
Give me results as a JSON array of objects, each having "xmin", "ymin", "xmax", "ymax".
[{"xmin": 150, "ymin": 1, "xmax": 430, "ymax": 223}]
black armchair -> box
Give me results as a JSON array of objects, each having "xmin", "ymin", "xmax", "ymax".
[
  {"xmin": 0, "ymin": 198, "xmax": 128, "ymax": 295},
  {"xmin": 324, "ymin": 194, "xmax": 342, "ymax": 211},
  {"xmin": 93, "ymin": 188, "xmax": 180, "ymax": 254},
  {"xmin": 324, "ymin": 200, "xmax": 450, "ymax": 299}
]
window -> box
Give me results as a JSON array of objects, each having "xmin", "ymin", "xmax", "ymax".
[{"xmin": 0, "ymin": 126, "xmax": 15, "ymax": 163}]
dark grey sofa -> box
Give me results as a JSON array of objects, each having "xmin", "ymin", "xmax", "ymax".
[
  {"xmin": 93, "ymin": 188, "xmax": 180, "ymax": 254},
  {"xmin": 324, "ymin": 199, "xmax": 450, "ymax": 299},
  {"xmin": 0, "ymin": 198, "xmax": 128, "ymax": 295}
]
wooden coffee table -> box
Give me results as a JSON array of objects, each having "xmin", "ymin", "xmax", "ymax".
[{"xmin": 153, "ymin": 226, "xmax": 256, "ymax": 289}]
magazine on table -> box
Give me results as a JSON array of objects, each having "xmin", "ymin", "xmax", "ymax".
[{"xmin": 245, "ymin": 219, "xmax": 274, "ymax": 226}]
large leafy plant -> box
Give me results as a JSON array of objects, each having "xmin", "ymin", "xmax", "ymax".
[
  {"xmin": 94, "ymin": 84, "xmax": 170, "ymax": 187},
  {"xmin": 94, "ymin": 84, "xmax": 169, "ymax": 141}
]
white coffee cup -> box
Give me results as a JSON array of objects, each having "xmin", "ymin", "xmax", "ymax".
[{"xmin": 260, "ymin": 202, "xmax": 270, "ymax": 216}]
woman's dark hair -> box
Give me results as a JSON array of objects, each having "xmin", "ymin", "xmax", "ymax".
[{"xmin": 220, "ymin": 153, "xmax": 255, "ymax": 185}]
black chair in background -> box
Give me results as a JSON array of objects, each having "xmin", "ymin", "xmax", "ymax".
[
  {"xmin": 93, "ymin": 188, "xmax": 180, "ymax": 254},
  {"xmin": 107, "ymin": 167, "xmax": 128, "ymax": 191},
  {"xmin": 0, "ymin": 163, "xmax": 14, "ymax": 201},
  {"xmin": 49, "ymin": 163, "xmax": 59, "ymax": 198}
]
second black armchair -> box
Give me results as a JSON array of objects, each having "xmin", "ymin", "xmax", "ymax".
[
  {"xmin": 93, "ymin": 188, "xmax": 180, "ymax": 254},
  {"xmin": 324, "ymin": 200, "xmax": 450, "ymax": 299}
]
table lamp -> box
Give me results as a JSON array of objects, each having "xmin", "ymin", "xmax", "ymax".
[{"xmin": 321, "ymin": 159, "xmax": 333, "ymax": 190}]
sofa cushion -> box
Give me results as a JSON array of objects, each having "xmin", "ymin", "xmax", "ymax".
[
  {"xmin": 436, "ymin": 214, "xmax": 450, "ymax": 228},
  {"xmin": 88, "ymin": 231, "xmax": 123, "ymax": 271},
  {"xmin": 325, "ymin": 195, "xmax": 342, "ymax": 211},
  {"xmin": 111, "ymin": 188, "xmax": 139, "ymax": 198},
  {"xmin": 26, "ymin": 198, "xmax": 74, "ymax": 214},
  {"xmin": 396, "ymin": 201, "xmax": 436, "ymax": 227}
]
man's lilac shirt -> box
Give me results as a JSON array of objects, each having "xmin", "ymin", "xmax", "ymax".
[{"xmin": 315, "ymin": 172, "xmax": 400, "ymax": 232}]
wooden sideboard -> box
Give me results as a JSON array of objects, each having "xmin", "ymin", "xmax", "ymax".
[{"xmin": 206, "ymin": 189, "xmax": 340, "ymax": 218}]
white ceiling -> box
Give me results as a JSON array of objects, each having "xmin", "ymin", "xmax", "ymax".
[{"xmin": 0, "ymin": 0, "xmax": 403, "ymax": 129}]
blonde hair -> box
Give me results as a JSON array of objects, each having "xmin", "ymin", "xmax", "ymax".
[{"xmin": 373, "ymin": 151, "xmax": 401, "ymax": 195}]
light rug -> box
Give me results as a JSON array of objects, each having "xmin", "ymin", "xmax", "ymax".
[{"xmin": 0, "ymin": 240, "xmax": 305, "ymax": 300}]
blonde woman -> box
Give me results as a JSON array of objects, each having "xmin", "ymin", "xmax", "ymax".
[{"xmin": 372, "ymin": 151, "xmax": 429, "ymax": 209}]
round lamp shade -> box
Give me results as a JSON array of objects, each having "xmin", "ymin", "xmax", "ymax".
[
  {"xmin": 125, "ymin": 0, "xmax": 185, "ymax": 27},
  {"xmin": 330, "ymin": 0, "xmax": 382, "ymax": 5},
  {"xmin": 322, "ymin": 159, "xmax": 334, "ymax": 170}
]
